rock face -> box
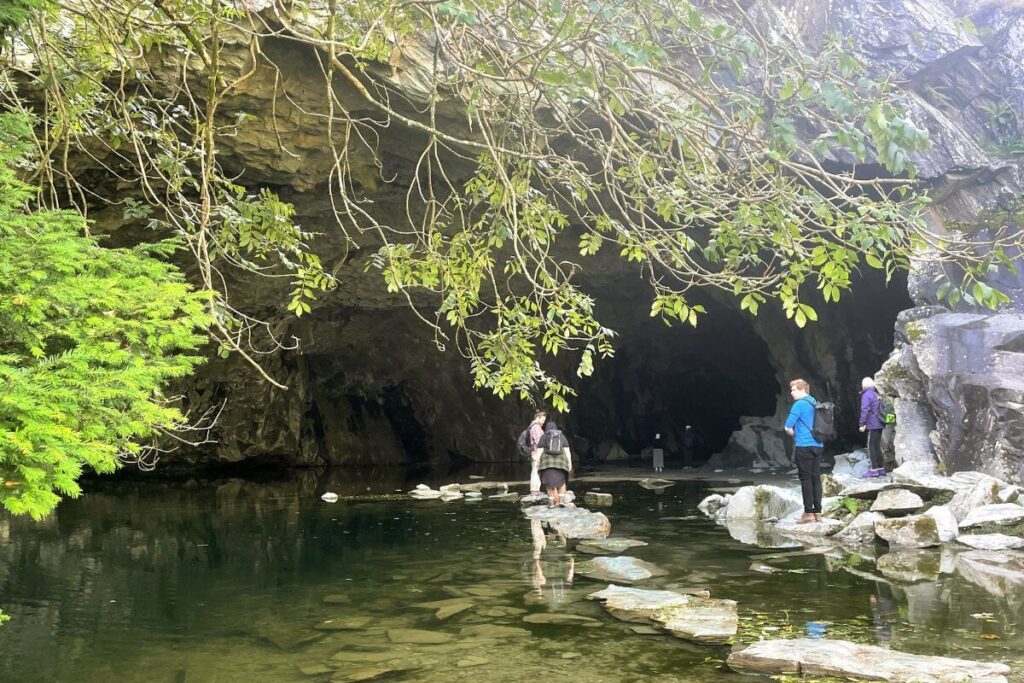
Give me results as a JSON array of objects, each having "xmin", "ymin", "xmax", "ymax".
[
  {"xmin": 727, "ymin": 638, "xmax": 1010, "ymax": 682},
  {"xmin": 102, "ymin": 0, "xmax": 1023, "ymax": 472}
]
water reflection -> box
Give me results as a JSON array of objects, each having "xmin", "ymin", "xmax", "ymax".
[{"xmin": 0, "ymin": 475, "xmax": 1022, "ymax": 681}]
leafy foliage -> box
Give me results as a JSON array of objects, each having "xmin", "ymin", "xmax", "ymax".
[{"xmin": 0, "ymin": 112, "xmax": 210, "ymax": 519}]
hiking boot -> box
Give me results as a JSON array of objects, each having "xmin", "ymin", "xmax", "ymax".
[
  {"xmin": 796, "ymin": 513, "xmax": 817, "ymax": 524},
  {"xmin": 814, "ymin": 513, "xmax": 822, "ymax": 522}
]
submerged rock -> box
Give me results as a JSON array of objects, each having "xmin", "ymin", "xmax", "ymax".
[
  {"xmin": 638, "ymin": 479, "xmax": 675, "ymax": 490},
  {"xmin": 584, "ymin": 491, "xmax": 613, "ymax": 506},
  {"xmin": 870, "ymin": 489, "xmax": 925, "ymax": 515},
  {"xmin": 523, "ymin": 504, "xmax": 611, "ymax": 539},
  {"xmin": 724, "ymin": 485, "xmax": 802, "ymax": 522},
  {"xmin": 575, "ymin": 556, "xmax": 667, "ymax": 584},
  {"xmin": 522, "ymin": 613, "xmax": 600, "ymax": 626},
  {"xmin": 960, "ymin": 504, "xmax": 1024, "ymax": 529},
  {"xmin": 576, "ymin": 538, "xmax": 648, "ymax": 555},
  {"xmin": 386, "ymin": 628, "xmax": 452, "ymax": 644},
  {"xmin": 727, "ymin": 638, "xmax": 1009, "ymax": 682}
]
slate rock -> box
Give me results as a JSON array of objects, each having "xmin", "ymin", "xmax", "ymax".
[
  {"xmin": 575, "ymin": 556, "xmax": 667, "ymax": 584},
  {"xmin": 588, "ymin": 584, "xmax": 690, "ymax": 623},
  {"xmin": 960, "ymin": 504, "xmax": 1024, "ymax": 529},
  {"xmin": 870, "ymin": 489, "xmax": 925, "ymax": 515},
  {"xmin": 576, "ymin": 538, "xmax": 648, "ymax": 555},
  {"xmin": 956, "ymin": 534, "xmax": 1024, "ymax": 551},
  {"xmin": 650, "ymin": 596, "xmax": 738, "ymax": 644}
]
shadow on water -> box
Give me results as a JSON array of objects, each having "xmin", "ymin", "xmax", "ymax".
[{"xmin": 2, "ymin": 472, "xmax": 1024, "ymax": 681}]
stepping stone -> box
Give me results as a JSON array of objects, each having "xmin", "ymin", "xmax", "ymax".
[
  {"xmin": 386, "ymin": 628, "xmax": 452, "ymax": 644},
  {"xmin": 775, "ymin": 517, "xmax": 844, "ymax": 537},
  {"xmin": 576, "ymin": 538, "xmax": 648, "ymax": 555},
  {"xmin": 523, "ymin": 505, "xmax": 611, "ymax": 539},
  {"xmin": 638, "ymin": 479, "xmax": 675, "ymax": 490},
  {"xmin": 414, "ymin": 597, "xmax": 475, "ymax": 610},
  {"xmin": 490, "ymin": 492, "xmax": 520, "ymax": 501},
  {"xmin": 870, "ymin": 489, "xmax": 925, "ymax": 515},
  {"xmin": 727, "ymin": 638, "xmax": 1009, "ymax": 682},
  {"xmin": 584, "ymin": 492, "xmax": 613, "ymax": 506},
  {"xmin": 588, "ymin": 585, "xmax": 690, "ymax": 622},
  {"xmin": 435, "ymin": 603, "xmax": 473, "ymax": 620},
  {"xmin": 960, "ymin": 504, "xmax": 1024, "ymax": 529},
  {"xmin": 576, "ymin": 556, "xmax": 667, "ymax": 584},
  {"xmin": 650, "ymin": 596, "xmax": 738, "ymax": 644},
  {"xmin": 956, "ymin": 534, "xmax": 1024, "ymax": 551}
]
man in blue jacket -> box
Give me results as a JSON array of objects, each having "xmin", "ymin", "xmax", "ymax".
[
  {"xmin": 785, "ymin": 378, "xmax": 824, "ymax": 523},
  {"xmin": 859, "ymin": 377, "xmax": 886, "ymax": 477}
]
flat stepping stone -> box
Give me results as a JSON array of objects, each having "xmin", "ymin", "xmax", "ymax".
[
  {"xmin": 871, "ymin": 489, "xmax": 925, "ymax": 514},
  {"xmin": 638, "ymin": 478, "xmax": 675, "ymax": 490},
  {"xmin": 386, "ymin": 628, "xmax": 453, "ymax": 644},
  {"xmin": 435, "ymin": 602, "xmax": 473, "ymax": 620},
  {"xmin": 576, "ymin": 556, "xmax": 667, "ymax": 584},
  {"xmin": 414, "ymin": 597, "xmax": 475, "ymax": 610},
  {"xmin": 584, "ymin": 492, "xmax": 614, "ymax": 506},
  {"xmin": 314, "ymin": 616, "xmax": 372, "ymax": 631},
  {"xmin": 576, "ymin": 538, "xmax": 648, "ymax": 555},
  {"xmin": 775, "ymin": 517, "xmax": 844, "ymax": 537},
  {"xmin": 727, "ymin": 637, "xmax": 1009, "ymax": 682},
  {"xmin": 523, "ymin": 505, "xmax": 611, "ymax": 539},
  {"xmin": 522, "ymin": 613, "xmax": 600, "ymax": 625},
  {"xmin": 489, "ymin": 492, "xmax": 520, "ymax": 501},
  {"xmin": 961, "ymin": 504, "xmax": 1024, "ymax": 529},
  {"xmin": 650, "ymin": 597, "xmax": 738, "ymax": 644},
  {"xmin": 957, "ymin": 534, "xmax": 1024, "ymax": 550},
  {"xmin": 589, "ymin": 585, "xmax": 691, "ymax": 622}
]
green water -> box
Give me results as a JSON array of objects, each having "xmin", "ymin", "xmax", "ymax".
[{"xmin": 1, "ymin": 472, "xmax": 1022, "ymax": 682}]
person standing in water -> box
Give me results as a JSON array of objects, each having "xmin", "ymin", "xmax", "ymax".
[
  {"xmin": 784, "ymin": 378, "xmax": 824, "ymax": 523},
  {"xmin": 535, "ymin": 421, "xmax": 573, "ymax": 506}
]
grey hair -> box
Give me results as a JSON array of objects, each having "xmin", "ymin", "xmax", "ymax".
[{"xmin": 862, "ymin": 377, "xmax": 875, "ymax": 390}]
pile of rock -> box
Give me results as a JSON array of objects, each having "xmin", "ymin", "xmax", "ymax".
[{"xmin": 697, "ymin": 458, "xmax": 1024, "ymax": 551}]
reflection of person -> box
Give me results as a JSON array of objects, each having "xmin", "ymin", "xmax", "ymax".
[
  {"xmin": 682, "ymin": 425, "xmax": 695, "ymax": 467},
  {"xmin": 530, "ymin": 518, "xmax": 547, "ymax": 595},
  {"xmin": 535, "ymin": 421, "xmax": 573, "ymax": 506},
  {"xmin": 528, "ymin": 410, "xmax": 546, "ymax": 494},
  {"xmin": 859, "ymin": 377, "xmax": 886, "ymax": 478},
  {"xmin": 785, "ymin": 378, "xmax": 824, "ymax": 524},
  {"xmin": 869, "ymin": 593, "xmax": 897, "ymax": 647}
]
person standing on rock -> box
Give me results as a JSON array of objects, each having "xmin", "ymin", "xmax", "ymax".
[
  {"xmin": 859, "ymin": 377, "xmax": 886, "ymax": 478},
  {"xmin": 784, "ymin": 378, "xmax": 824, "ymax": 523},
  {"xmin": 534, "ymin": 421, "xmax": 573, "ymax": 506},
  {"xmin": 528, "ymin": 410, "xmax": 546, "ymax": 494}
]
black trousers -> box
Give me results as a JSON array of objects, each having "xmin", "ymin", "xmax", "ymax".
[
  {"xmin": 795, "ymin": 446, "xmax": 824, "ymax": 513},
  {"xmin": 867, "ymin": 429, "xmax": 884, "ymax": 469}
]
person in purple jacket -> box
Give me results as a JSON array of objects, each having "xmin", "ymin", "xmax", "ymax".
[{"xmin": 859, "ymin": 377, "xmax": 886, "ymax": 477}]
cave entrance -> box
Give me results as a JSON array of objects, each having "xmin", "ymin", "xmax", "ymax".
[{"xmin": 569, "ymin": 282, "xmax": 778, "ymax": 467}]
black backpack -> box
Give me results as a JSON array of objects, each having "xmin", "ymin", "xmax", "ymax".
[
  {"xmin": 807, "ymin": 400, "xmax": 836, "ymax": 443},
  {"xmin": 543, "ymin": 430, "xmax": 566, "ymax": 454},
  {"xmin": 516, "ymin": 428, "xmax": 532, "ymax": 458}
]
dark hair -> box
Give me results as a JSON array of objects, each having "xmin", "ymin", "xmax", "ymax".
[
  {"xmin": 535, "ymin": 409, "xmax": 546, "ymax": 418},
  {"xmin": 544, "ymin": 420, "xmax": 558, "ymax": 431}
]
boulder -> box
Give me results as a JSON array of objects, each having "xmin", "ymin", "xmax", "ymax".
[
  {"xmin": 523, "ymin": 504, "xmax": 611, "ymax": 539},
  {"xmin": 956, "ymin": 534, "xmax": 1024, "ymax": 551},
  {"xmin": 834, "ymin": 511, "xmax": 886, "ymax": 545},
  {"xmin": 697, "ymin": 493, "xmax": 730, "ymax": 519},
  {"xmin": 725, "ymin": 485, "xmax": 803, "ymax": 522},
  {"xmin": 650, "ymin": 596, "xmax": 738, "ymax": 644},
  {"xmin": 588, "ymin": 584, "xmax": 690, "ymax": 622},
  {"xmin": 949, "ymin": 477, "xmax": 1016, "ymax": 522},
  {"xmin": 928, "ymin": 505, "xmax": 959, "ymax": 543},
  {"xmin": 870, "ymin": 489, "xmax": 925, "ymax": 515},
  {"xmin": 727, "ymin": 638, "xmax": 1010, "ymax": 682},
  {"xmin": 960, "ymin": 503, "xmax": 1024, "ymax": 529},
  {"xmin": 875, "ymin": 511, "xmax": 946, "ymax": 548},
  {"xmin": 833, "ymin": 451, "xmax": 871, "ymax": 479},
  {"xmin": 576, "ymin": 538, "xmax": 648, "ymax": 555},
  {"xmin": 575, "ymin": 556, "xmax": 668, "ymax": 584},
  {"xmin": 584, "ymin": 491, "xmax": 613, "ymax": 506},
  {"xmin": 890, "ymin": 461, "xmax": 960, "ymax": 493}
]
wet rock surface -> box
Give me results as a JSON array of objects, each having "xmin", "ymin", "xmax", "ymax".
[
  {"xmin": 522, "ymin": 504, "xmax": 611, "ymax": 540},
  {"xmin": 575, "ymin": 556, "xmax": 668, "ymax": 584},
  {"xmin": 575, "ymin": 538, "xmax": 648, "ymax": 555},
  {"xmin": 727, "ymin": 638, "xmax": 1010, "ymax": 682}
]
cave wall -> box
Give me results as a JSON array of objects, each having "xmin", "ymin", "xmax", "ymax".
[{"xmin": 91, "ymin": 0, "xmax": 1024, "ymax": 473}]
